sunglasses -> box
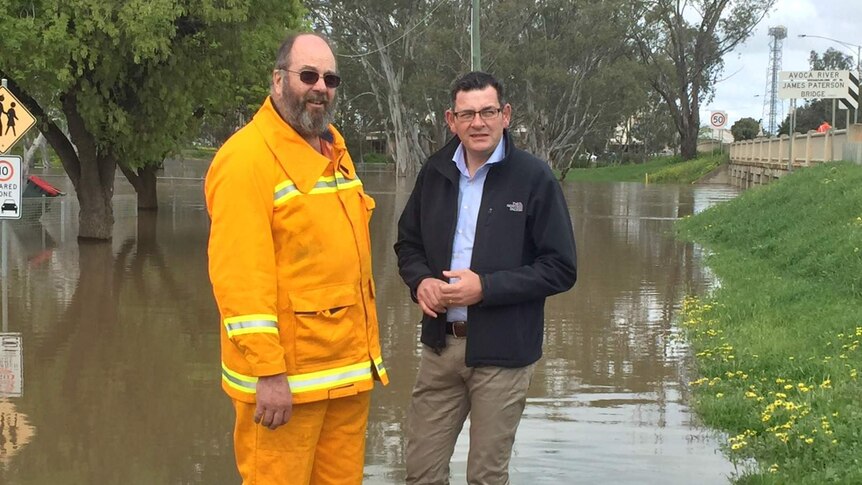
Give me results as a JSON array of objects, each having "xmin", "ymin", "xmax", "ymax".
[{"xmin": 280, "ymin": 68, "xmax": 342, "ymax": 88}]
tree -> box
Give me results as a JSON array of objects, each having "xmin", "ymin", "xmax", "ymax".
[
  {"xmin": 495, "ymin": 0, "xmax": 649, "ymax": 178},
  {"xmin": 0, "ymin": 1, "xmax": 302, "ymax": 239},
  {"xmin": 730, "ymin": 117, "xmax": 760, "ymax": 141},
  {"xmin": 309, "ymin": 0, "xmax": 445, "ymax": 176},
  {"xmin": 309, "ymin": 0, "xmax": 650, "ymax": 176},
  {"xmin": 630, "ymin": 92, "xmax": 679, "ymax": 156},
  {"xmin": 632, "ymin": 0, "xmax": 775, "ymax": 160}
]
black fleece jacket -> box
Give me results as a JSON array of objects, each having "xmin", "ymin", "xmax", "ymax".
[{"xmin": 394, "ymin": 131, "xmax": 577, "ymax": 367}]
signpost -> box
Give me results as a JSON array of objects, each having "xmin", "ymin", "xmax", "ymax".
[
  {"xmin": 710, "ymin": 111, "xmax": 728, "ymax": 153},
  {"xmin": 0, "ymin": 334, "xmax": 22, "ymax": 397},
  {"xmin": 778, "ymin": 70, "xmax": 859, "ymax": 109},
  {"xmin": 776, "ymin": 70, "xmax": 861, "ymax": 171},
  {"xmin": 0, "ymin": 80, "xmax": 35, "ymax": 370}
]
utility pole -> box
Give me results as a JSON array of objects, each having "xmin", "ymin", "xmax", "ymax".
[{"xmin": 471, "ymin": 0, "xmax": 481, "ymax": 71}]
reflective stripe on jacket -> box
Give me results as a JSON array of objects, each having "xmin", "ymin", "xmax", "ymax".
[{"xmin": 205, "ymin": 97, "xmax": 388, "ymax": 404}]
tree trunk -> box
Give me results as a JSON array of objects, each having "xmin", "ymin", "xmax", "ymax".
[
  {"xmin": 120, "ymin": 164, "xmax": 159, "ymax": 211},
  {"xmin": 680, "ymin": 127, "xmax": 699, "ymax": 160},
  {"xmin": 77, "ymin": 154, "xmax": 117, "ymax": 240}
]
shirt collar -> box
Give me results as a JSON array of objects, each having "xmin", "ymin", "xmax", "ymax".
[
  {"xmin": 452, "ymin": 135, "xmax": 506, "ymax": 178},
  {"xmin": 252, "ymin": 96, "xmax": 356, "ymax": 193}
]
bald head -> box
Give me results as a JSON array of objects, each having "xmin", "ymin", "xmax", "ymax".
[{"xmin": 274, "ymin": 32, "xmax": 336, "ymax": 72}]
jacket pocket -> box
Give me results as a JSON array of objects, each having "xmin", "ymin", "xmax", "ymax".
[{"xmin": 288, "ymin": 283, "xmax": 362, "ymax": 369}]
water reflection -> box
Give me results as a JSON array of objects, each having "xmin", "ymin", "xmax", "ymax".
[{"xmin": 0, "ymin": 170, "xmax": 739, "ymax": 484}]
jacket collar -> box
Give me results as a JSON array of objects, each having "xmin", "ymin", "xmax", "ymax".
[
  {"xmin": 427, "ymin": 130, "xmax": 513, "ymax": 184},
  {"xmin": 252, "ymin": 96, "xmax": 356, "ymax": 194}
]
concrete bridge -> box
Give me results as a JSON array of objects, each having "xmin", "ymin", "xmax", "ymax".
[{"xmin": 727, "ymin": 125, "xmax": 862, "ymax": 188}]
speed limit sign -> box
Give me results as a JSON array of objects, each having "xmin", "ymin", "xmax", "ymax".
[{"xmin": 709, "ymin": 111, "xmax": 728, "ymax": 129}]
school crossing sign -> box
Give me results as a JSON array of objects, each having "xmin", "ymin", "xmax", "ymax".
[{"xmin": 0, "ymin": 86, "xmax": 36, "ymax": 153}]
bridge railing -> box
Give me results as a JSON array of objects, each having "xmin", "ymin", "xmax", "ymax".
[{"xmin": 730, "ymin": 125, "xmax": 862, "ymax": 168}]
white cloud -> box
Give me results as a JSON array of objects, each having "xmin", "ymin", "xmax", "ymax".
[{"xmin": 702, "ymin": 0, "xmax": 860, "ymax": 130}]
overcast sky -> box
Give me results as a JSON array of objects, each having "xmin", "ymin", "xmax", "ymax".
[{"xmin": 703, "ymin": 0, "xmax": 860, "ymax": 129}]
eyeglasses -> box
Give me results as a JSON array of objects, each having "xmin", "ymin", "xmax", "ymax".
[
  {"xmin": 452, "ymin": 107, "xmax": 502, "ymax": 122},
  {"xmin": 279, "ymin": 68, "xmax": 342, "ymax": 88}
]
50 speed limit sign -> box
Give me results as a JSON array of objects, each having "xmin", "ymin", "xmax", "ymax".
[{"xmin": 709, "ymin": 111, "xmax": 728, "ymax": 129}]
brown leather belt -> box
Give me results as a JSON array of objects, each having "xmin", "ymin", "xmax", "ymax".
[{"xmin": 445, "ymin": 320, "xmax": 467, "ymax": 338}]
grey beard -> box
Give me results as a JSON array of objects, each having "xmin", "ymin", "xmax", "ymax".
[{"xmin": 285, "ymin": 94, "xmax": 337, "ymax": 138}]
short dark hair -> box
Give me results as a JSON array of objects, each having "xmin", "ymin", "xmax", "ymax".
[
  {"xmin": 450, "ymin": 71, "xmax": 504, "ymax": 105},
  {"xmin": 274, "ymin": 32, "xmax": 335, "ymax": 70}
]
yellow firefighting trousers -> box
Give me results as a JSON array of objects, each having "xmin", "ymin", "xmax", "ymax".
[{"xmin": 232, "ymin": 391, "xmax": 371, "ymax": 485}]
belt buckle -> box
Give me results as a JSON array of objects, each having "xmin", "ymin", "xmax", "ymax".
[{"xmin": 451, "ymin": 320, "xmax": 467, "ymax": 339}]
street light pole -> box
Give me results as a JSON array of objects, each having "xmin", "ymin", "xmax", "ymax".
[
  {"xmin": 471, "ymin": 0, "xmax": 481, "ymax": 71},
  {"xmin": 798, "ymin": 34, "xmax": 861, "ymax": 124}
]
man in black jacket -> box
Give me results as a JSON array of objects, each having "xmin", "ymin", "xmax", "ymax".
[{"xmin": 394, "ymin": 71, "xmax": 577, "ymax": 484}]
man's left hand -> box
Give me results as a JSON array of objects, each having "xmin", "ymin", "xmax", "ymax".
[{"xmin": 440, "ymin": 269, "xmax": 483, "ymax": 307}]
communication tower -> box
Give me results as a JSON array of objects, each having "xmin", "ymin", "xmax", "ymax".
[{"xmin": 762, "ymin": 26, "xmax": 787, "ymax": 135}]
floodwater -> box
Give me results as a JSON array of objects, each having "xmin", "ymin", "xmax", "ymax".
[{"xmin": 0, "ymin": 161, "xmax": 741, "ymax": 484}]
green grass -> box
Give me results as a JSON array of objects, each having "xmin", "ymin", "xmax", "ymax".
[
  {"xmin": 676, "ymin": 162, "xmax": 862, "ymax": 483},
  {"xmin": 648, "ymin": 152, "xmax": 726, "ymax": 184},
  {"xmin": 178, "ymin": 146, "xmax": 218, "ymax": 160},
  {"xmin": 565, "ymin": 152, "xmax": 726, "ymax": 184}
]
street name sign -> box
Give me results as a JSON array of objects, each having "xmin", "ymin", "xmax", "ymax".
[{"xmin": 778, "ymin": 70, "xmax": 859, "ymax": 109}]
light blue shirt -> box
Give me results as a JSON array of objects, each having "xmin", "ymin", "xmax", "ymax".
[{"xmin": 447, "ymin": 138, "xmax": 506, "ymax": 322}]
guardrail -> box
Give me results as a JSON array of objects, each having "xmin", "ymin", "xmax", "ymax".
[
  {"xmin": 730, "ymin": 124, "xmax": 862, "ymax": 168},
  {"xmin": 727, "ymin": 125, "xmax": 862, "ymax": 187}
]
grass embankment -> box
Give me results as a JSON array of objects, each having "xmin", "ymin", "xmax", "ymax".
[
  {"xmin": 565, "ymin": 152, "xmax": 725, "ymax": 183},
  {"xmin": 676, "ymin": 162, "xmax": 862, "ymax": 483}
]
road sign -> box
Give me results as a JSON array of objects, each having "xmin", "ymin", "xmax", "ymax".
[
  {"xmin": 0, "ymin": 86, "xmax": 36, "ymax": 153},
  {"xmin": 0, "ymin": 333, "xmax": 22, "ymax": 398},
  {"xmin": 0, "ymin": 156, "xmax": 22, "ymax": 220},
  {"xmin": 709, "ymin": 111, "xmax": 728, "ymax": 129},
  {"xmin": 778, "ymin": 70, "xmax": 859, "ymax": 108}
]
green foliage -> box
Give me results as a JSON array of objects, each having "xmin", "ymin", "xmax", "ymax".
[
  {"xmin": 809, "ymin": 48, "xmax": 855, "ymax": 71},
  {"xmin": 731, "ymin": 117, "xmax": 761, "ymax": 141},
  {"xmin": 0, "ymin": 0, "xmax": 303, "ymax": 169},
  {"xmin": 677, "ymin": 163, "xmax": 862, "ymax": 482},
  {"xmin": 633, "ymin": 0, "xmax": 775, "ymax": 158},
  {"xmin": 361, "ymin": 152, "xmax": 391, "ymax": 164},
  {"xmin": 313, "ymin": 0, "xmax": 651, "ymax": 171},
  {"xmin": 648, "ymin": 152, "xmax": 725, "ymax": 183}
]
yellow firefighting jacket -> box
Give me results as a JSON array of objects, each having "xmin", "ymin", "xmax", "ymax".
[{"xmin": 205, "ymin": 97, "xmax": 388, "ymax": 404}]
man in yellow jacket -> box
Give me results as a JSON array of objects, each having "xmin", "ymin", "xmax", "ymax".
[{"xmin": 205, "ymin": 32, "xmax": 388, "ymax": 484}]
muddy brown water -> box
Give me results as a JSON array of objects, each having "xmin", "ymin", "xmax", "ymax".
[{"xmin": 0, "ymin": 163, "xmax": 739, "ymax": 484}]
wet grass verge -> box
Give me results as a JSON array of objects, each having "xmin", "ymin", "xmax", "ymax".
[
  {"xmin": 676, "ymin": 162, "xmax": 862, "ymax": 483},
  {"xmin": 564, "ymin": 152, "xmax": 725, "ymax": 184}
]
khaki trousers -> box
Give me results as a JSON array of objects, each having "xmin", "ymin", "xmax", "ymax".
[
  {"xmin": 232, "ymin": 391, "xmax": 371, "ymax": 485},
  {"xmin": 405, "ymin": 336, "xmax": 536, "ymax": 485}
]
